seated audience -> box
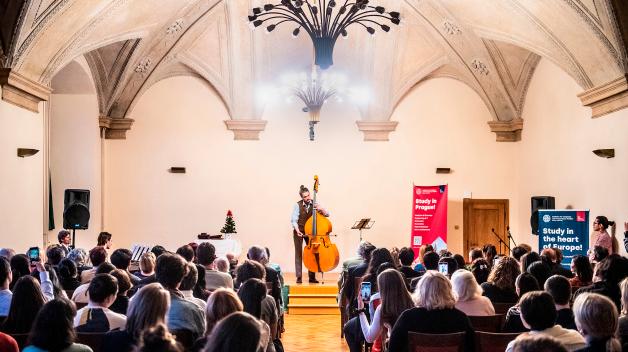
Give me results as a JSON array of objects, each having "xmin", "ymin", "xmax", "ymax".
[
  {"xmin": 214, "ymin": 257, "xmax": 230, "ymax": 274},
  {"xmin": 134, "ymin": 323, "xmax": 183, "ymax": 352},
  {"xmin": 520, "ymin": 251, "xmax": 541, "ymax": 273},
  {"xmin": 413, "ymin": 244, "xmax": 433, "ymax": 272},
  {"xmin": 575, "ymin": 254, "xmax": 628, "ymax": 311},
  {"xmin": 468, "ymin": 247, "xmax": 483, "ymax": 264},
  {"xmin": 1, "ymin": 275, "xmax": 46, "ymax": 334},
  {"xmin": 0, "ymin": 332, "xmax": 18, "ymax": 352},
  {"xmin": 0, "ymin": 248, "xmax": 15, "ymax": 260},
  {"xmin": 237, "ymin": 278, "xmax": 276, "ymax": 352},
  {"xmin": 388, "ymin": 271, "xmax": 474, "ymax": 352},
  {"xmin": 0, "ymin": 257, "xmax": 12, "ymax": 317},
  {"xmin": 176, "ymin": 245, "xmax": 195, "ymax": 263},
  {"xmin": 151, "ymin": 245, "xmax": 167, "ymax": 258},
  {"xmin": 247, "ymin": 246, "xmax": 282, "ymax": 309},
  {"xmin": 505, "ymin": 291, "xmax": 585, "ymax": 352},
  {"xmin": 544, "ymin": 275, "xmax": 576, "ymax": 330},
  {"xmin": 203, "ymin": 312, "xmax": 263, "ymax": 352},
  {"xmin": 573, "ymin": 292, "xmax": 621, "ymax": 351},
  {"xmin": 24, "ymin": 298, "xmax": 92, "ymax": 352},
  {"xmin": 197, "ymin": 243, "xmax": 233, "ymax": 291},
  {"xmin": 193, "ymin": 288, "xmax": 243, "ymax": 352},
  {"xmin": 264, "ymin": 248, "xmax": 284, "ymax": 286},
  {"xmin": 180, "ymin": 263, "xmax": 206, "ymax": 310},
  {"xmin": 344, "ymin": 242, "xmax": 376, "ymax": 304},
  {"xmin": 67, "ymin": 248, "xmax": 91, "ymax": 277},
  {"xmin": 451, "ymin": 269, "xmax": 495, "ymax": 316},
  {"xmin": 483, "ymin": 244, "xmax": 497, "ymax": 269},
  {"xmin": 137, "ymin": 252, "xmax": 156, "ymax": 280},
  {"xmin": 504, "ymin": 272, "xmax": 540, "ymax": 333},
  {"xmin": 470, "ymin": 258, "xmax": 490, "ymax": 285},
  {"xmin": 592, "ymin": 245, "xmax": 609, "ymax": 264},
  {"xmin": 438, "ymin": 256, "xmax": 458, "ymax": 278},
  {"xmin": 398, "ymin": 247, "xmax": 420, "ymax": 279},
  {"xmin": 511, "ymin": 246, "xmax": 528, "ymax": 263},
  {"xmin": 109, "ymin": 269, "xmax": 132, "ymax": 315},
  {"xmin": 510, "ymin": 335, "xmax": 568, "ymax": 352},
  {"xmin": 356, "ymin": 269, "xmax": 414, "ymax": 350},
  {"xmin": 9, "ymin": 254, "xmax": 29, "ymax": 290},
  {"xmin": 46, "ymin": 244, "xmax": 66, "ymax": 270},
  {"xmin": 527, "ymin": 260, "xmax": 552, "ymax": 287},
  {"xmin": 569, "ymin": 255, "xmax": 593, "ymax": 288},
  {"xmin": 156, "ymin": 253, "xmax": 205, "ymax": 339},
  {"xmin": 453, "ymin": 254, "xmax": 466, "ymax": 272},
  {"xmin": 360, "ymin": 248, "xmax": 395, "ymax": 295},
  {"xmin": 110, "ymin": 249, "xmax": 141, "ymax": 285},
  {"xmin": 81, "ymin": 246, "xmax": 108, "ymax": 284},
  {"xmin": 102, "ymin": 283, "xmax": 170, "ymax": 352},
  {"xmin": 481, "ymin": 256, "xmax": 520, "ymax": 304},
  {"xmin": 72, "ymin": 262, "xmax": 116, "ymax": 303},
  {"xmin": 58, "ymin": 258, "xmax": 81, "ymax": 291},
  {"xmin": 74, "ymin": 273, "xmax": 126, "ymax": 332},
  {"xmin": 551, "ymin": 248, "xmax": 574, "ymax": 278}
]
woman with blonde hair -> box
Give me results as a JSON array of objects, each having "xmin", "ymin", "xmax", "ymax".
[
  {"xmin": 573, "ymin": 292, "xmax": 621, "ymax": 351},
  {"xmin": 389, "ymin": 271, "xmax": 474, "ymax": 352},
  {"xmin": 451, "ymin": 269, "xmax": 495, "ymax": 316},
  {"xmin": 138, "ymin": 252, "xmax": 156, "ymax": 280},
  {"xmin": 481, "ymin": 256, "xmax": 520, "ymax": 304},
  {"xmin": 192, "ymin": 288, "xmax": 243, "ymax": 352},
  {"xmin": 102, "ymin": 283, "xmax": 171, "ymax": 352}
]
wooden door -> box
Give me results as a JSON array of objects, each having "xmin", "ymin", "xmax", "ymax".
[{"xmin": 463, "ymin": 199, "xmax": 509, "ymax": 256}]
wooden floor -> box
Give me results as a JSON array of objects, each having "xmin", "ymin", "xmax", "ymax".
[{"xmin": 282, "ymin": 313, "xmax": 349, "ymax": 352}]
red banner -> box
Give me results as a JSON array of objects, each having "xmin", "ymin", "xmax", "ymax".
[{"xmin": 411, "ymin": 185, "xmax": 448, "ymax": 257}]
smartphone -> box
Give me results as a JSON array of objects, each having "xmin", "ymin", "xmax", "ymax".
[
  {"xmin": 360, "ymin": 282, "xmax": 371, "ymax": 301},
  {"xmin": 493, "ymin": 257, "xmax": 501, "ymax": 267},
  {"xmin": 438, "ymin": 262, "xmax": 449, "ymax": 275},
  {"xmin": 27, "ymin": 247, "xmax": 40, "ymax": 263}
]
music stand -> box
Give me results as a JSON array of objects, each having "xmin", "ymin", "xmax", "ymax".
[{"xmin": 352, "ymin": 218, "xmax": 374, "ymax": 241}]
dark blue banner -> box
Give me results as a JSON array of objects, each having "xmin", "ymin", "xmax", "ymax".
[{"xmin": 538, "ymin": 210, "xmax": 589, "ymax": 268}]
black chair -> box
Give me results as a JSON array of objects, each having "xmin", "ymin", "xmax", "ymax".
[
  {"xmin": 492, "ymin": 302, "xmax": 515, "ymax": 315},
  {"xmin": 408, "ymin": 332, "xmax": 465, "ymax": 352},
  {"xmin": 474, "ymin": 331, "xmax": 520, "ymax": 352}
]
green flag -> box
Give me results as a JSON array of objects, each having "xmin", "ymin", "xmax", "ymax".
[{"xmin": 48, "ymin": 170, "xmax": 55, "ymax": 230}]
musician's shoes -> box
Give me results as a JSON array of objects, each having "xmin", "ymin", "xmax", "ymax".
[
  {"xmin": 296, "ymin": 278, "xmax": 303, "ymax": 284},
  {"xmin": 308, "ymin": 278, "xmax": 320, "ymax": 284}
]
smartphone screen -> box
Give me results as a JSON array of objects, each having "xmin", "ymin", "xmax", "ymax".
[
  {"xmin": 360, "ymin": 282, "xmax": 371, "ymax": 301},
  {"xmin": 493, "ymin": 257, "xmax": 501, "ymax": 267},
  {"xmin": 438, "ymin": 262, "xmax": 449, "ymax": 275},
  {"xmin": 27, "ymin": 247, "xmax": 40, "ymax": 263}
]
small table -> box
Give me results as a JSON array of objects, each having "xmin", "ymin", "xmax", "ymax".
[{"xmin": 195, "ymin": 238, "xmax": 242, "ymax": 258}]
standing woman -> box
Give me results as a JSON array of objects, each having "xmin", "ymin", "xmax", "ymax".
[{"xmin": 589, "ymin": 216, "xmax": 616, "ymax": 262}]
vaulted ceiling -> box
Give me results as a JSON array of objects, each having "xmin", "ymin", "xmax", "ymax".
[{"xmin": 1, "ymin": 0, "xmax": 627, "ymax": 141}]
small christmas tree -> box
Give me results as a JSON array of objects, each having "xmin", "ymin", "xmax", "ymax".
[{"xmin": 220, "ymin": 210, "xmax": 237, "ymax": 234}]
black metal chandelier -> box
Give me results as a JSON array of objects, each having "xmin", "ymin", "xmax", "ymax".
[{"xmin": 248, "ymin": 0, "xmax": 401, "ymax": 69}]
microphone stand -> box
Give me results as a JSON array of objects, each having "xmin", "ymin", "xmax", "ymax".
[
  {"xmin": 507, "ymin": 226, "xmax": 517, "ymax": 250},
  {"xmin": 491, "ymin": 228, "xmax": 511, "ymax": 255}
]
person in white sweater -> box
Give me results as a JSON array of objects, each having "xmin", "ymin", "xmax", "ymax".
[{"xmin": 451, "ymin": 269, "xmax": 495, "ymax": 316}]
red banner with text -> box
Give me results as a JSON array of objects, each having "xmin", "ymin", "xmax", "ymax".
[{"xmin": 411, "ymin": 185, "xmax": 448, "ymax": 257}]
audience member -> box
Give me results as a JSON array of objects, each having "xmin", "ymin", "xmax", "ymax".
[
  {"xmin": 0, "ymin": 332, "xmax": 18, "ymax": 352},
  {"xmin": 0, "ymin": 248, "xmax": 15, "ymax": 260},
  {"xmin": 451, "ymin": 269, "xmax": 495, "ymax": 316},
  {"xmin": 214, "ymin": 257, "xmax": 229, "ymax": 273},
  {"xmin": 176, "ymin": 244, "xmax": 209, "ymax": 300},
  {"xmin": 503, "ymin": 272, "xmax": 540, "ymax": 333},
  {"xmin": 618, "ymin": 277, "xmax": 628, "ymax": 347},
  {"xmin": 573, "ymin": 292, "xmax": 621, "ymax": 351},
  {"xmin": 512, "ymin": 246, "xmax": 528, "ymax": 262},
  {"xmin": 551, "ymin": 248, "xmax": 574, "ymax": 278},
  {"xmin": 422, "ymin": 251, "xmax": 439, "ymax": 272},
  {"xmin": 180, "ymin": 262, "xmax": 206, "ymax": 310},
  {"xmin": 413, "ymin": 244, "xmax": 433, "ymax": 272},
  {"xmin": 72, "ymin": 262, "xmax": 116, "ymax": 303},
  {"xmin": 569, "ymin": 255, "xmax": 593, "ymax": 288},
  {"xmin": 519, "ymin": 243, "xmax": 532, "ymax": 253},
  {"xmin": 24, "ymin": 298, "xmax": 92, "ymax": 352},
  {"xmin": 468, "ymin": 247, "xmax": 483, "ymax": 264},
  {"xmin": 102, "ymin": 283, "xmax": 170, "ymax": 352},
  {"xmin": 388, "ymin": 271, "xmax": 474, "ymax": 352},
  {"xmin": 483, "ymin": 244, "xmax": 497, "ymax": 269},
  {"xmin": 74, "ymin": 273, "xmax": 126, "ymax": 332},
  {"xmin": 58, "ymin": 258, "xmax": 81, "ymax": 290},
  {"xmin": 67, "ymin": 248, "xmax": 91, "ymax": 277},
  {"xmin": 156, "ymin": 253, "xmax": 205, "ymax": 339},
  {"xmin": 527, "ymin": 260, "xmax": 552, "ymax": 287},
  {"xmin": 453, "ymin": 254, "xmax": 466, "ymax": 272},
  {"xmin": 344, "ymin": 242, "xmax": 376, "ymax": 304},
  {"xmin": 197, "ymin": 243, "xmax": 233, "ymax": 291},
  {"xmin": 264, "ymin": 248, "xmax": 284, "ymax": 286},
  {"xmin": 9, "ymin": 254, "xmax": 29, "ymax": 290},
  {"xmin": 81, "ymin": 246, "xmax": 108, "ymax": 283},
  {"xmin": 545, "ymin": 275, "xmax": 576, "ymax": 330},
  {"xmin": 592, "ymin": 245, "xmax": 609, "ymax": 263},
  {"xmin": 110, "ymin": 248, "xmax": 141, "ymax": 285},
  {"xmin": 438, "ymin": 256, "xmax": 458, "ymax": 278},
  {"xmin": 134, "ymin": 324, "xmax": 183, "ymax": 352},
  {"xmin": 193, "ymin": 288, "xmax": 243, "ymax": 352},
  {"xmin": 176, "ymin": 245, "xmax": 195, "ymax": 262},
  {"xmin": 151, "ymin": 245, "xmax": 167, "ymax": 258},
  {"xmin": 58, "ymin": 230, "xmax": 72, "ymax": 256},
  {"xmin": 109, "ymin": 269, "xmax": 132, "ymax": 315},
  {"xmin": 510, "ymin": 335, "xmax": 567, "ymax": 352},
  {"xmin": 203, "ymin": 312, "xmax": 263, "ymax": 352},
  {"xmin": 1, "ymin": 275, "xmax": 45, "ymax": 334},
  {"xmin": 0, "ymin": 257, "xmax": 12, "ymax": 317},
  {"xmin": 470, "ymin": 258, "xmax": 490, "ymax": 285},
  {"xmin": 46, "ymin": 244, "xmax": 66, "ymax": 268},
  {"xmin": 237, "ymin": 278, "xmax": 276, "ymax": 352},
  {"xmin": 520, "ymin": 251, "xmax": 541, "ymax": 273},
  {"xmin": 398, "ymin": 247, "xmax": 420, "ymax": 279},
  {"xmin": 247, "ymin": 245, "xmax": 282, "ymax": 311},
  {"xmin": 97, "ymin": 231, "xmax": 113, "ymax": 250},
  {"xmin": 481, "ymin": 256, "xmax": 520, "ymax": 303},
  {"xmin": 226, "ymin": 252, "xmax": 238, "ymax": 278},
  {"xmin": 505, "ymin": 292, "xmax": 585, "ymax": 352},
  {"xmin": 575, "ymin": 254, "xmax": 628, "ymax": 311},
  {"xmin": 361, "ymin": 248, "xmax": 394, "ymax": 294},
  {"xmin": 137, "ymin": 252, "xmax": 156, "ymax": 280}
]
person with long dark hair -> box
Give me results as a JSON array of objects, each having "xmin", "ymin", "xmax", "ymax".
[
  {"xmin": 203, "ymin": 312, "xmax": 262, "ymax": 352},
  {"xmin": 569, "ymin": 255, "xmax": 593, "ymax": 288},
  {"xmin": 237, "ymin": 279, "xmax": 274, "ymax": 352},
  {"xmin": 9, "ymin": 254, "xmax": 29, "ymax": 290},
  {"xmin": 24, "ymin": 298, "xmax": 92, "ymax": 352},
  {"xmin": 1, "ymin": 276, "xmax": 45, "ymax": 334},
  {"xmin": 481, "ymin": 256, "xmax": 520, "ymax": 304},
  {"xmin": 361, "ymin": 248, "xmax": 394, "ymax": 293},
  {"xmin": 58, "ymin": 259, "xmax": 81, "ymax": 291}
]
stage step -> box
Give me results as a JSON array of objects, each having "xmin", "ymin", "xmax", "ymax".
[{"xmin": 287, "ymin": 284, "xmax": 339, "ymax": 315}]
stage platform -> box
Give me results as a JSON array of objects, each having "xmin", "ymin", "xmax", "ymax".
[{"xmin": 283, "ymin": 272, "xmax": 340, "ymax": 315}]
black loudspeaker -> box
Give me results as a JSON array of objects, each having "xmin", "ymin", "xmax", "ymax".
[
  {"xmin": 63, "ymin": 189, "xmax": 90, "ymax": 230},
  {"xmin": 530, "ymin": 196, "xmax": 555, "ymax": 235}
]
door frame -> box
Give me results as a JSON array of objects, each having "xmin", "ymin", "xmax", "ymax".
[{"xmin": 463, "ymin": 198, "xmax": 510, "ymax": 256}]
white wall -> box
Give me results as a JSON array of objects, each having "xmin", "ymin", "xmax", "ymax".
[
  {"xmin": 0, "ymin": 88, "xmax": 45, "ymax": 252},
  {"xmin": 104, "ymin": 75, "xmax": 517, "ymax": 271},
  {"xmin": 512, "ymin": 59, "xmax": 628, "ymax": 254}
]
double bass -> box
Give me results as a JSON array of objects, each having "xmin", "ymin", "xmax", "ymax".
[{"xmin": 303, "ymin": 175, "xmax": 339, "ymax": 277}]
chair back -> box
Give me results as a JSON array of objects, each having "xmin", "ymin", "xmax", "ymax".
[
  {"xmin": 492, "ymin": 302, "xmax": 515, "ymax": 315},
  {"xmin": 75, "ymin": 302, "xmax": 88, "ymax": 310},
  {"xmin": 77, "ymin": 332, "xmax": 105, "ymax": 352},
  {"xmin": 474, "ymin": 331, "xmax": 520, "ymax": 352},
  {"xmin": 467, "ymin": 314, "xmax": 505, "ymax": 332},
  {"xmin": 408, "ymin": 331, "xmax": 465, "ymax": 352},
  {"xmin": 172, "ymin": 329, "xmax": 196, "ymax": 350},
  {"xmin": 9, "ymin": 333, "xmax": 29, "ymax": 350}
]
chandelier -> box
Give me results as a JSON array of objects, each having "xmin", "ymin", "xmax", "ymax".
[{"xmin": 248, "ymin": 0, "xmax": 401, "ymax": 69}]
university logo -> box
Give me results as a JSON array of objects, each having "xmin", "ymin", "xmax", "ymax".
[{"xmin": 542, "ymin": 214, "xmax": 551, "ymax": 223}]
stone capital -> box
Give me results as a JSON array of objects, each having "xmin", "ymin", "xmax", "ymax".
[
  {"xmin": 578, "ymin": 75, "xmax": 628, "ymax": 118},
  {"xmin": 224, "ymin": 119, "xmax": 267, "ymax": 140},
  {"xmin": 99, "ymin": 116, "xmax": 134, "ymax": 139},
  {"xmin": 487, "ymin": 118, "xmax": 524, "ymax": 142},
  {"xmin": 356, "ymin": 121, "xmax": 399, "ymax": 141},
  {"xmin": 0, "ymin": 69, "xmax": 51, "ymax": 113}
]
